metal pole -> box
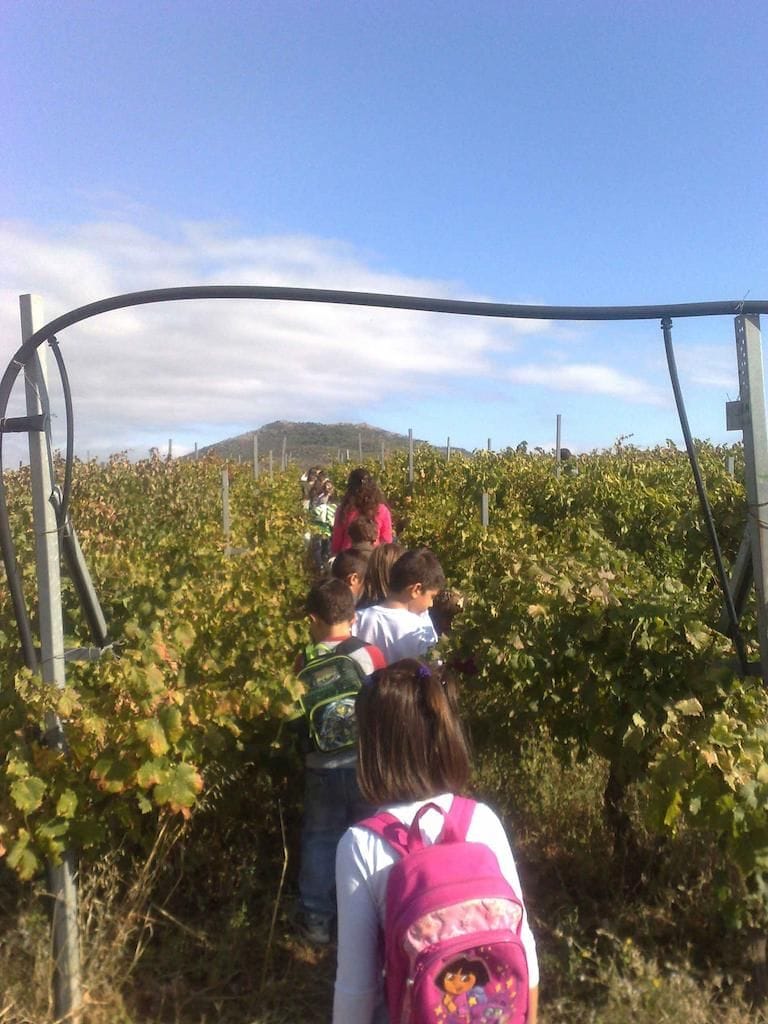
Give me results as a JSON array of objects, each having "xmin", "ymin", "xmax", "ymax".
[
  {"xmin": 380, "ymin": 441, "xmax": 385, "ymax": 470},
  {"xmin": 481, "ymin": 492, "xmax": 490, "ymax": 528},
  {"xmin": 555, "ymin": 414, "xmax": 562, "ymax": 477},
  {"xmin": 726, "ymin": 454, "xmax": 735, "ymax": 477},
  {"xmin": 487, "ymin": 438, "xmax": 492, "ymax": 452},
  {"xmin": 167, "ymin": 438, "xmax": 172, "ymax": 460},
  {"xmin": 447, "ymin": 436, "xmax": 451, "ymax": 461},
  {"xmin": 358, "ymin": 431, "xmax": 363, "ymax": 461},
  {"xmin": 253, "ymin": 433, "xmax": 259, "ymax": 479},
  {"xmin": 408, "ymin": 428, "xmax": 414, "ymax": 490},
  {"xmin": 735, "ymin": 315, "xmax": 768, "ymax": 682},
  {"xmin": 281, "ymin": 435, "xmax": 287, "ymax": 471},
  {"xmin": 222, "ymin": 466, "xmax": 230, "ymax": 543},
  {"xmin": 194, "ymin": 442, "xmax": 198, "ymax": 461},
  {"xmin": 20, "ymin": 295, "xmax": 82, "ymax": 1022}
]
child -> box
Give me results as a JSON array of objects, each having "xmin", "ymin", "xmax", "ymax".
[
  {"xmin": 331, "ymin": 467, "xmax": 393, "ymax": 554},
  {"xmin": 357, "ymin": 541, "xmax": 405, "ymax": 610},
  {"xmin": 330, "ymin": 547, "xmax": 371, "ymax": 605},
  {"xmin": 346, "ymin": 514, "xmax": 379, "ymax": 554},
  {"xmin": 429, "ymin": 587, "xmax": 465, "ymax": 637},
  {"xmin": 307, "ymin": 480, "xmax": 336, "ymax": 570},
  {"xmin": 292, "ymin": 579, "xmax": 386, "ymax": 944},
  {"xmin": 355, "ymin": 547, "xmax": 445, "ymax": 662},
  {"xmin": 333, "ymin": 659, "xmax": 539, "ymax": 1023}
]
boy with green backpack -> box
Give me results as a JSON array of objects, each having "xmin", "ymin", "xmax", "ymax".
[{"xmin": 290, "ymin": 578, "xmax": 386, "ymax": 944}]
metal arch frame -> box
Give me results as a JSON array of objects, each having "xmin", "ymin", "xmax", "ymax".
[{"xmin": 3, "ymin": 286, "xmax": 768, "ymax": 1023}]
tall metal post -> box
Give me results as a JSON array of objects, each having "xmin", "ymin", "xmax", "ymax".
[
  {"xmin": 481, "ymin": 492, "xmax": 490, "ymax": 528},
  {"xmin": 221, "ymin": 466, "xmax": 230, "ymax": 543},
  {"xmin": 734, "ymin": 315, "xmax": 768, "ymax": 682},
  {"xmin": 20, "ymin": 295, "xmax": 82, "ymax": 1022},
  {"xmin": 446, "ymin": 436, "xmax": 451, "ymax": 461}
]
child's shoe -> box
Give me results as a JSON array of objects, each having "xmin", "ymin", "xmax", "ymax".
[{"xmin": 293, "ymin": 909, "xmax": 332, "ymax": 946}]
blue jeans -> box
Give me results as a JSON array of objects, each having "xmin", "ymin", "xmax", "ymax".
[{"xmin": 299, "ymin": 762, "xmax": 372, "ymax": 920}]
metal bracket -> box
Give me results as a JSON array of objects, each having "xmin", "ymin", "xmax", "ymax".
[{"xmin": 0, "ymin": 413, "xmax": 47, "ymax": 433}]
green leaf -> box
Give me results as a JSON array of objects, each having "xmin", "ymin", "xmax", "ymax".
[
  {"xmin": 10, "ymin": 776, "xmax": 47, "ymax": 813},
  {"xmin": 159, "ymin": 705, "xmax": 184, "ymax": 744}
]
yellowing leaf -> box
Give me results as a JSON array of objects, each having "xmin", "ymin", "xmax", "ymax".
[
  {"xmin": 10, "ymin": 776, "xmax": 47, "ymax": 813},
  {"xmin": 674, "ymin": 698, "xmax": 703, "ymax": 717},
  {"xmin": 153, "ymin": 763, "xmax": 204, "ymax": 812},
  {"xmin": 136, "ymin": 758, "xmax": 170, "ymax": 788},
  {"xmin": 6, "ymin": 830, "xmax": 39, "ymax": 880},
  {"xmin": 55, "ymin": 790, "xmax": 78, "ymax": 819},
  {"xmin": 136, "ymin": 718, "xmax": 170, "ymax": 757}
]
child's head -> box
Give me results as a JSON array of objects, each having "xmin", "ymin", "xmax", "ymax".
[
  {"xmin": 305, "ymin": 578, "xmax": 356, "ymax": 641},
  {"xmin": 342, "ymin": 467, "xmax": 386, "ymax": 518},
  {"xmin": 360, "ymin": 542, "xmax": 405, "ymax": 607},
  {"xmin": 347, "ymin": 515, "xmax": 378, "ymax": 546},
  {"xmin": 429, "ymin": 588, "xmax": 465, "ymax": 637},
  {"xmin": 356, "ymin": 659, "xmax": 470, "ymax": 804},
  {"xmin": 330, "ymin": 548, "xmax": 371, "ymax": 603},
  {"xmin": 389, "ymin": 548, "xmax": 446, "ymax": 614}
]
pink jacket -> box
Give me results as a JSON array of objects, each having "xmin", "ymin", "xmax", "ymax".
[{"xmin": 330, "ymin": 503, "xmax": 393, "ymax": 554}]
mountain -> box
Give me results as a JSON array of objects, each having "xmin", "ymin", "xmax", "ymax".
[{"xmin": 191, "ymin": 421, "xmax": 443, "ymax": 469}]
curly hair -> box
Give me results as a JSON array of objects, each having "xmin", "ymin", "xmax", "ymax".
[{"xmin": 337, "ymin": 467, "xmax": 386, "ymax": 520}]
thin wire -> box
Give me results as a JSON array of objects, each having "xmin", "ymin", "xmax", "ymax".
[{"xmin": 661, "ymin": 317, "xmax": 749, "ymax": 674}]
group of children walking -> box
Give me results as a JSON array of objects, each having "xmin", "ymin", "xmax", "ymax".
[{"xmin": 291, "ymin": 468, "xmax": 539, "ymax": 1024}]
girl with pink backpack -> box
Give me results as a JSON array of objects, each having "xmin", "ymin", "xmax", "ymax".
[{"xmin": 333, "ymin": 659, "xmax": 539, "ymax": 1024}]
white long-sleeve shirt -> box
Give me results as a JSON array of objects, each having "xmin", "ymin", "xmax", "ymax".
[{"xmin": 333, "ymin": 793, "xmax": 539, "ymax": 1024}]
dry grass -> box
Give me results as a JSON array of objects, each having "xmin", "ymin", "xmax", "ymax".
[{"xmin": 1, "ymin": 741, "xmax": 766, "ymax": 1023}]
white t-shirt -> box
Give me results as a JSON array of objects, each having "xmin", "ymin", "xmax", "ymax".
[
  {"xmin": 333, "ymin": 793, "xmax": 539, "ymax": 1024},
  {"xmin": 354, "ymin": 604, "xmax": 438, "ymax": 663}
]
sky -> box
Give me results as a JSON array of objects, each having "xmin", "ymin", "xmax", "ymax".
[{"xmin": 2, "ymin": 0, "xmax": 767, "ymax": 462}]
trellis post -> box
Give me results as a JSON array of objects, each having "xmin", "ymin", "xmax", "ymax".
[
  {"xmin": 732, "ymin": 315, "xmax": 768, "ymax": 682},
  {"xmin": 21, "ymin": 294, "xmax": 82, "ymax": 1023}
]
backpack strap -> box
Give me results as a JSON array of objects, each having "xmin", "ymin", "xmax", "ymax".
[
  {"xmin": 360, "ymin": 796, "xmax": 477, "ymax": 856},
  {"xmin": 442, "ymin": 794, "xmax": 477, "ymax": 843},
  {"xmin": 358, "ymin": 811, "xmax": 411, "ymax": 857}
]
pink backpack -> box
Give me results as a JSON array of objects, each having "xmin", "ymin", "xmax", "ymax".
[{"xmin": 359, "ymin": 796, "xmax": 529, "ymax": 1024}]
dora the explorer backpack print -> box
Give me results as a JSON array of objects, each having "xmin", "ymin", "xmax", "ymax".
[
  {"xmin": 294, "ymin": 637, "xmax": 367, "ymax": 753},
  {"xmin": 359, "ymin": 796, "xmax": 530, "ymax": 1024}
]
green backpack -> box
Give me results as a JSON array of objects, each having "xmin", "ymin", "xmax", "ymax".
[{"xmin": 295, "ymin": 637, "xmax": 368, "ymax": 753}]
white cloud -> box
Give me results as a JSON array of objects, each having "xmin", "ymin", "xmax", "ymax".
[
  {"xmin": 507, "ymin": 362, "xmax": 666, "ymax": 405},
  {"xmin": 0, "ymin": 219, "xmax": 550, "ymax": 458}
]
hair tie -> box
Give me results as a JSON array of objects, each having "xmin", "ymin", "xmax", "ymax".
[{"xmin": 416, "ymin": 664, "xmax": 431, "ymax": 681}]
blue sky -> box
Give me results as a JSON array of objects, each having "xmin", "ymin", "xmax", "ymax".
[{"xmin": 2, "ymin": 0, "xmax": 767, "ymax": 459}]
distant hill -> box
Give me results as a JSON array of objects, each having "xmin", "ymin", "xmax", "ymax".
[{"xmin": 192, "ymin": 421, "xmax": 445, "ymax": 469}]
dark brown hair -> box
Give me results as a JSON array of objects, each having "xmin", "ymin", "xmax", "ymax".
[
  {"xmin": 389, "ymin": 547, "xmax": 446, "ymax": 594},
  {"xmin": 356, "ymin": 659, "xmax": 470, "ymax": 804},
  {"xmin": 358, "ymin": 542, "xmax": 405, "ymax": 608},
  {"xmin": 347, "ymin": 515, "xmax": 378, "ymax": 544},
  {"xmin": 337, "ymin": 467, "xmax": 386, "ymax": 520},
  {"xmin": 331, "ymin": 548, "xmax": 371, "ymax": 583},
  {"xmin": 305, "ymin": 578, "xmax": 355, "ymax": 625}
]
